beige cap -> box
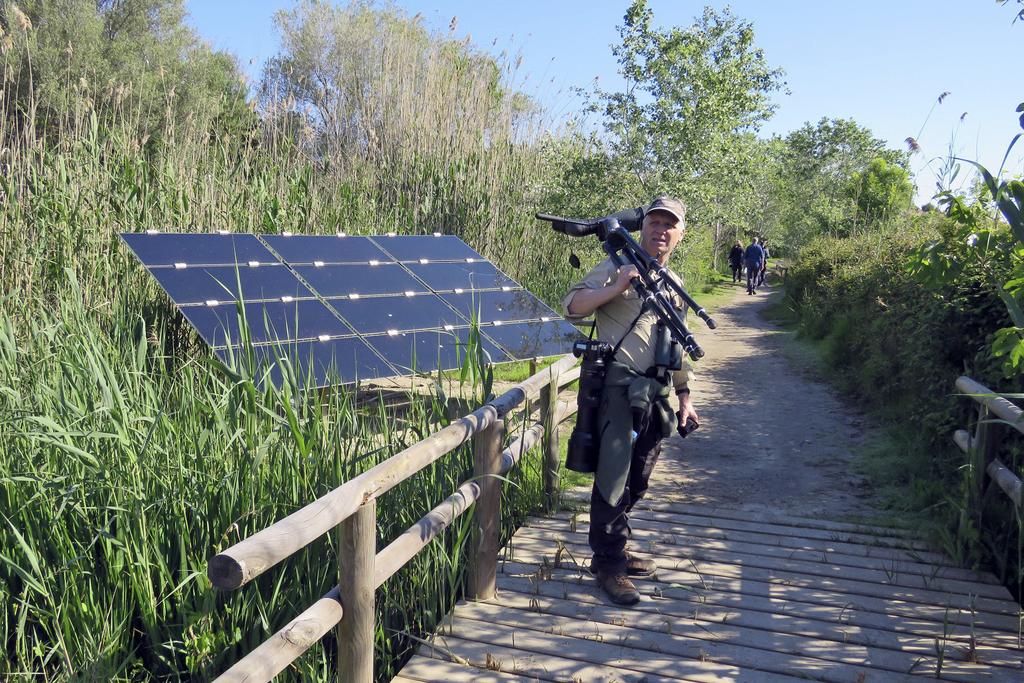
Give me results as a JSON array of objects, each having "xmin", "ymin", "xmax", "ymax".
[{"xmin": 646, "ymin": 195, "xmax": 686, "ymax": 225}]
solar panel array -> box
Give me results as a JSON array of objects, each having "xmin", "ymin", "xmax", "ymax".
[{"xmin": 121, "ymin": 232, "xmax": 581, "ymax": 387}]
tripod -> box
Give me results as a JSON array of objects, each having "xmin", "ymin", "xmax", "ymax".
[{"xmin": 537, "ymin": 213, "xmax": 716, "ymax": 360}]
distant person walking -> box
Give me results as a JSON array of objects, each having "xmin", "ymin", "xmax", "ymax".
[
  {"xmin": 728, "ymin": 241, "xmax": 743, "ymax": 283},
  {"xmin": 744, "ymin": 237, "xmax": 765, "ymax": 295},
  {"xmin": 757, "ymin": 242, "xmax": 770, "ymax": 287}
]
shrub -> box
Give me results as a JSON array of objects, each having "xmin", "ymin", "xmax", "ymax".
[{"xmin": 785, "ymin": 212, "xmax": 1023, "ymax": 594}]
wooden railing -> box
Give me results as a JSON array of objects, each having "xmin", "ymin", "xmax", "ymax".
[
  {"xmin": 951, "ymin": 376, "xmax": 1024, "ymax": 513},
  {"xmin": 207, "ymin": 353, "xmax": 581, "ymax": 682}
]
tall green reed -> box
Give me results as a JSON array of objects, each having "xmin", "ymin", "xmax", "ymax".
[
  {"xmin": 1, "ymin": 265, "xmax": 552, "ymax": 680},
  {"xmin": 0, "ymin": 9, "xmax": 563, "ymax": 679}
]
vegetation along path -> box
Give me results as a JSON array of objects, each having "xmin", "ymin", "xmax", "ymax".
[{"xmin": 394, "ymin": 281, "xmax": 1023, "ymax": 682}]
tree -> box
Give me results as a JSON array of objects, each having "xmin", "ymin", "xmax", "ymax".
[
  {"xmin": 780, "ymin": 117, "xmax": 908, "ymax": 244},
  {"xmin": 262, "ymin": 1, "xmax": 526, "ymax": 166},
  {"xmin": 0, "ymin": 0, "xmax": 248, "ymax": 139},
  {"xmin": 258, "ymin": 1, "xmax": 546, "ymax": 258},
  {"xmin": 848, "ymin": 157, "xmax": 913, "ymax": 229},
  {"xmin": 585, "ymin": 1, "xmax": 785, "ymax": 202},
  {"xmin": 697, "ymin": 133, "xmax": 789, "ymax": 262}
]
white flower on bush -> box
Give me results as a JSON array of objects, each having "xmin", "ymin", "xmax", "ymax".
[{"xmin": 966, "ymin": 233, "xmax": 979, "ymax": 247}]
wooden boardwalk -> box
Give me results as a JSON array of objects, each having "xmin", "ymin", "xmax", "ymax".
[
  {"xmin": 390, "ymin": 289, "xmax": 1021, "ymax": 682},
  {"xmin": 393, "ymin": 498, "xmax": 1022, "ymax": 682}
]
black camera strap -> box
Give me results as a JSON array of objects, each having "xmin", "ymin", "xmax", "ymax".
[{"xmin": 610, "ymin": 300, "xmax": 648, "ymax": 358}]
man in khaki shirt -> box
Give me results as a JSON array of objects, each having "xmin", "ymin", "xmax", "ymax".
[{"xmin": 563, "ymin": 195, "xmax": 698, "ymax": 605}]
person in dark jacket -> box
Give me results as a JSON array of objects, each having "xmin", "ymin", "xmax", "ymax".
[
  {"xmin": 744, "ymin": 237, "xmax": 765, "ymax": 295},
  {"xmin": 728, "ymin": 241, "xmax": 743, "ymax": 283},
  {"xmin": 757, "ymin": 242, "xmax": 770, "ymax": 287}
]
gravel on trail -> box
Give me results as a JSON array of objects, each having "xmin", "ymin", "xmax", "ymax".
[{"xmin": 648, "ymin": 281, "xmax": 880, "ymax": 521}]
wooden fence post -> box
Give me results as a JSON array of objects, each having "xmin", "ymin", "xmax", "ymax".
[
  {"xmin": 541, "ymin": 369, "xmax": 561, "ymax": 513},
  {"xmin": 469, "ymin": 418, "xmax": 504, "ymax": 601},
  {"xmin": 972, "ymin": 405, "xmax": 1000, "ymax": 501},
  {"xmin": 337, "ymin": 500, "xmax": 376, "ymax": 683}
]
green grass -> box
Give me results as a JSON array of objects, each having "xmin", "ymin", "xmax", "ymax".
[
  {"xmin": 491, "ymin": 356, "xmax": 562, "ymax": 384},
  {"xmin": 0, "ymin": 290, "xmax": 563, "ymax": 681},
  {"xmin": 696, "ymin": 270, "xmax": 745, "ymax": 314}
]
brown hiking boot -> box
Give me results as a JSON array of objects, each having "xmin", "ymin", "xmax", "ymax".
[
  {"xmin": 625, "ymin": 552, "xmax": 656, "ymax": 578},
  {"xmin": 595, "ymin": 569, "xmax": 640, "ymax": 605}
]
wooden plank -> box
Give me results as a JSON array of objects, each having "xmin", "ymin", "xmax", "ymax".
[
  {"xmin": 634, "ymin": 500, "xmax": 924, "ymax": 541},
  {"xmin": 504, "ymin": 544, "xmax": 1023, "ymax": 633},
  {"xmin": 426, "ymin": 619, "xmax": 811, "ymax": 683},
  {"xmin": 528, "ymin": 515, "xmax": 999, "ymax": 585},
  {"xmin": 537, "ymin": 512, "xmax": 993, "ymax": 584},
  {"xmin": 621, "ymin": 505, "xmax": 935, "ymax": 552},
  {"xmin": 208, "ymin": 354, "xmax": 577, "ymax": 591},
  {"xmin": 956, "ymin": 376, "xmax": 1024, "ymax": 435},
  {"xmin": 512, "ymin": 525, "xmax": 1013, "ymax": 602},
  {"xmin": 622, "ymin": 510, "xmax": 955, "ymax": 567},
  {"xmin": 663, "ymin": 507, "xmax": 952, "ymax": 564},
  {"xmin": 441, "ymin": 608, "xmax": 942, "ymax": 682},
  {"xmin": 395, "ymin": 654, "xmax": 542, "ymax": 682},
  {"xmin": 420, "ymin": 634, "xmax": 706, "ymax": 682},
  {"xmin": 494, "ymin": 571, "xmax": 1023, "ymax": 668},
  {"xmin": 423, "ymin": 635, "xmax": 694, "ymax": 682},
  {"xmin": 547, "ymin": 508, "xmax": 960, "ymax": 568},
  {"xmin": 476, "ymin": 590, "xmax": 1021, "ymax": 681},
  {"xmin": 498, "ymin": 559, "xmax": 1022, "ymax": 650},
  {"xmin": 508, "ymin": 533, "xmax": 1019, "ymax": 619}
]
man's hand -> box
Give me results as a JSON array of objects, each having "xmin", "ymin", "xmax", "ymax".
[
  {"xmin": 614, "ymin": 265, "xmax": 640, "ymax": 293},
  {"xmin": 677, "ymin": 394, "xmax": 699, "ymax": 438},
  {"xmin": 567, "ymin": 265, "xmax": 641, "ymax": 317}
]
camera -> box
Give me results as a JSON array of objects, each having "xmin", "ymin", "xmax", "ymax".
[{"xmin": 565, "ymin": 339, "xmax": 614, "ymax": 473}]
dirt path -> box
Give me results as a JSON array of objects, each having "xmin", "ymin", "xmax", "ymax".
[{"xmin": 650, "ymin": 281, "xmax": 880, "ymax": 520}]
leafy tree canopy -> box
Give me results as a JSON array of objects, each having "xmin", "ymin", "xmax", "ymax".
[
  {"xmin": 1, "ymin": 0, "xmax": 248, "ymax": 138},
  {"xmin": 786, "ymin": 117, "xmax": 906, "ymax": 184},
  {"xmin": 779, "ymin": 117, "xmax": 909, "ymax": 244},
  {"xmin": 586, "ymin": 0, "xmax": 785, "ymax": 202},
  {"xmin": 849, "ymin": 156, "xmax": 914, "ymax": 227}
]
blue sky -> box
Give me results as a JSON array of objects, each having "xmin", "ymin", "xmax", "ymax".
[{"xmin": 185, "ymin": 1, "xmax": 1024, "ymax": 204}]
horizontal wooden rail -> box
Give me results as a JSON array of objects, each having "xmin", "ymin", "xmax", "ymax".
[
  {"xmin": 208, "ymin": 353, "xmax": 577, "ymax": 591},
  {"xmin": 952, "ymin": 429, "xmax": 1023, "ymax": 508},
  {"xmin": 955, "ymin": 376, "xmax": 1024, "ymax": 435},
  {"xmin": 988, "ymin": 459, "xmax": 1024, "ymax": 508},
  {"xmin": 375, "ymin": 398, "xmax": 576, "ymax": 587},
  {"xmin": 213, "ymin": 398, "xmax": 578, "ymax": 682},
  {"xmin": 952, "ymin": 376, "xmax": 1024, "ymax": 511},
  {"xmin": 214, "ymin": 586, "xmax": 344, "ymax": 683}
]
